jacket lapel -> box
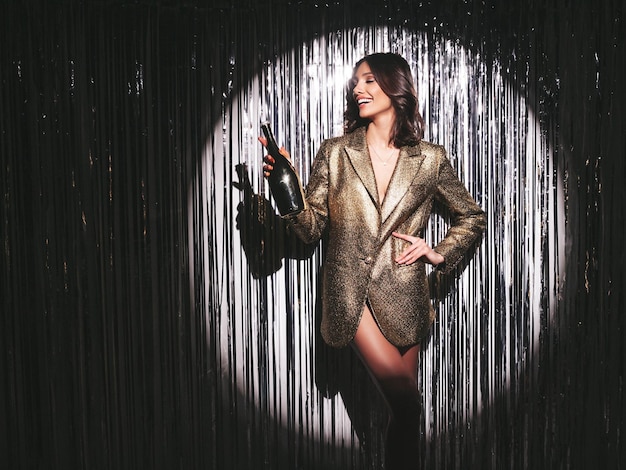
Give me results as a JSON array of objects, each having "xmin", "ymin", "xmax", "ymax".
[
  {"xmin": 380, "ymin": 145, "xmax": 425, "ymax": 222},
  {"xmin": 345, "ymin": 129, "xmax": 380, "ymax": 209}
]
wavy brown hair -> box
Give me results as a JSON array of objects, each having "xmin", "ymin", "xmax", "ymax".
[{"xmin": 344, "ymin": 53, "xmax": 424, "ymax": 147}]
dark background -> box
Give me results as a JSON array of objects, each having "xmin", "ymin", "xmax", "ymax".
[{"xmin": 1, "ymin": 0, "xmax": 624, "ymax": 469}]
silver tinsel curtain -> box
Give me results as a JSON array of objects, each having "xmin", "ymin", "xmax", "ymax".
[{"xmin": 1, "ymin": 1, "xmax": 624, "ymax": 469}]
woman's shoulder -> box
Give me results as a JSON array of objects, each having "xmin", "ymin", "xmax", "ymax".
[
  {"xmin": 326, "ymin": 127, "xmax": 366, "ymax": 146},
  {"xmin": 417, "ymin": 139, "xmax": 444, "ymax": 152},
  {"xmin": 416, "ymin": 139, "xmax": 447, "ymax": 160},
  {"xmin": 320, "ymin": 134, "xmax": 350, "ymax": 147},
  {"xmin": 315, "ymin": 130, "xmax": 365, "ymax": 158}
]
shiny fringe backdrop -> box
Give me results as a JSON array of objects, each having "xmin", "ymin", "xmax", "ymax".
[{"xmin": 1, "ymin": 1, "xmax": 624, "ymax": 469}]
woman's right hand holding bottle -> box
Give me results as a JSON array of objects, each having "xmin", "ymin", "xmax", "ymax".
[
  {"xmin": 258, "ymin": 122, "xmax": 305, "ymax": 216},
  {"xmin": 258, "ymin": 136, "xmax": 292, "ymax": 178}
]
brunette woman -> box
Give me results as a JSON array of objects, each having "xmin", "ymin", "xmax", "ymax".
[{"xmin": 262, "ymin": 52, "xmax": 486, "ymax": 469}]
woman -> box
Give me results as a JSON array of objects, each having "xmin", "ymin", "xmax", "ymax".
[{"xmin": 261, "ymin": 53, "xmax": 486, "ymax": 469}]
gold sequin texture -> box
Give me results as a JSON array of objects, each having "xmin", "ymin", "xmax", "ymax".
[{"xmin": 289, "ymin": 127, "xmax": 486, "ymax": 347}]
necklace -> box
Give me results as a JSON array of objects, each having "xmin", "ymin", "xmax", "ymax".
[{"xmin": 368, "ymin": 142, "xmax": 398, "ymax": 166}]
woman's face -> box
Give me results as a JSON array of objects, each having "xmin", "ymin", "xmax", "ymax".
[{"xmin": 352, "ymin": 61, "xmax": 395, "ymax": 122}]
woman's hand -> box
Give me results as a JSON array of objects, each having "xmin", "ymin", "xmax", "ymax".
[
  {"xmin": 392, "ymin": 232, "xmax": 445, "ymax": 267},
  {"xmin": 258, "ymin": 136, "xmax": 292, "ymax": 178}
]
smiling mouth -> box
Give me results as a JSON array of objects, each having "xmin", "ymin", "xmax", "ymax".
[{"xmin": 357, "ymin": 98, "xmax": 372, "ymax": 106}]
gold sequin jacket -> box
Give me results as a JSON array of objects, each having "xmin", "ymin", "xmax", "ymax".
[{"xmin": 289, "ymin": 127, "xmax": 486, "ymax": 347}]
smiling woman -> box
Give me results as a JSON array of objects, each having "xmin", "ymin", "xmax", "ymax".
[
  {"xmin": 188, "ymin": 21, "xmax": 563, "ymax": 469},
  {"xmin": 259, "ymin": 50, "xmax": 487, "ymax": 468}
]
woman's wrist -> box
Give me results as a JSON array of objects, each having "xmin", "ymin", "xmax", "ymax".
[{"xmin": 431, "ymin": 251, "xmax": 445, "ymax": 266}]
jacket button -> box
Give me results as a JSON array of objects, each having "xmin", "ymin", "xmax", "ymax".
[{"xmin": 364, "ymin": 256, "xmax": 373, "ymax": 264}]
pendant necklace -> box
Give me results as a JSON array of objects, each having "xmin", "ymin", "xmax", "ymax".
[{"xmin": 368, "ymin": 142, "xmax": 397, "ymax": 166}]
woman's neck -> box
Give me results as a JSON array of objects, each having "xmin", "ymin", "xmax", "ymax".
[{"xmin": 366, "ymin": 119, "xmax": 395, "ymax": 149}]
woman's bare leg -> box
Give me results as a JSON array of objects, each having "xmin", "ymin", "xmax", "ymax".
[{"xmin": 352, "ymin": 305, "xmax": 422, "ymax": 470}]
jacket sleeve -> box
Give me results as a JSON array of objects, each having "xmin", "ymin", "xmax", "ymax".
[
  {"xmin": 286, "ymin": 140, "xmax": 331, "ymax": 244},
  {"xmin": 432, "ymin": 149, "xmax": 486, "ymax": 274}
]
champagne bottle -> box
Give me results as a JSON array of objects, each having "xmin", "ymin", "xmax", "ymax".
[{"xmin": 261, "ymin": 121, "xmax": 305, "ymax": 217}]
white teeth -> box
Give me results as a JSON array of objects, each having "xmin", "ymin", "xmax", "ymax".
[{"xmin": 357, "ymin": 98, "xmax": 372, "ymax": 104}]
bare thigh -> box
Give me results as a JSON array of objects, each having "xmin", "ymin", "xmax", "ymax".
[{"xmin": 352, "ymin": 305, "xmax": 420, "ymax": 396}]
